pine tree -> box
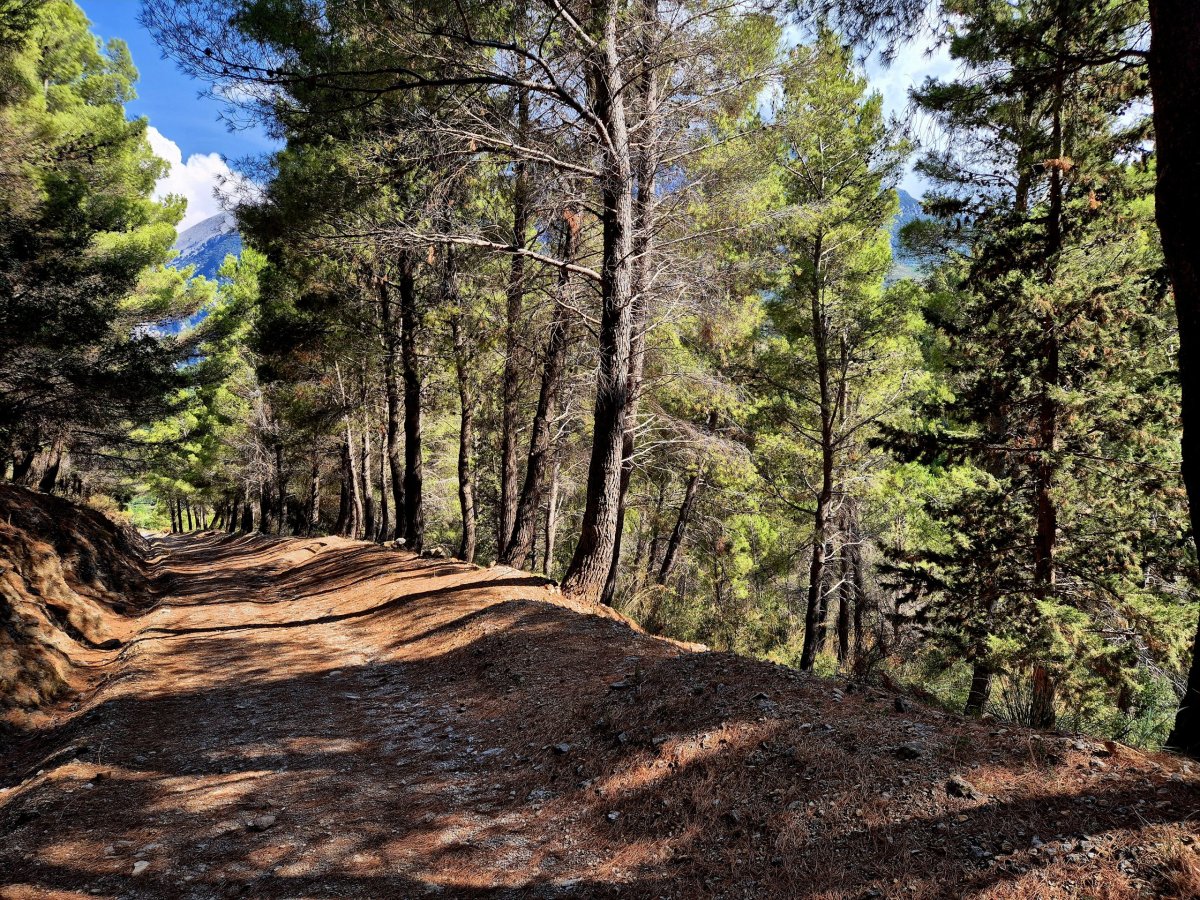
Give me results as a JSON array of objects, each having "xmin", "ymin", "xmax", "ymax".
[
  {"xmin": 754, "ymin": 29, "xmax": 914, "ymax": 672},
  {"xmin": 888, "ymin": 0, "xmax": 1192, "ymax": 729}
]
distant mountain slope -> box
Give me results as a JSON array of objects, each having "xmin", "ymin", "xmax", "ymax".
[
  {"xmin": 170, "ymin": 212, "xmax": 242, "ymax": 281},
  {"xmin": 889, "ymin": 188, "xmax": 926, "ymax": 281}
]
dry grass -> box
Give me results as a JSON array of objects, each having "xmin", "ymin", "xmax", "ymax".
[{"xmin": 0, "ymin": 514, "xmax": 1198, "ymax": 898}]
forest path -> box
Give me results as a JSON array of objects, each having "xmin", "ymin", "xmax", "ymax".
[{"xmin": 2, "ymin": 533, "xmax": 1200, "ymax": 899}]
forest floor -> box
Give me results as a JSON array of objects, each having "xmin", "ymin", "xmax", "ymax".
[{"xmin": 2, "ymin": 531, "xmax": 1200, "ymax": 899}]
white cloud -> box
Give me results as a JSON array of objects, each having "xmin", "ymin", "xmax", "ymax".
[
  {"xmin": 866, "ymin": 38, "xmax": 956, "ymax": 197},
  {"xmin": 147, "ymin": 126, "xmax": 244, "ymax": 232}
]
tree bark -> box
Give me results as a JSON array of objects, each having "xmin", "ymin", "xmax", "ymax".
[
  {"xmin": 377, "ymin": 403, "xmax": 389, "ymax": 542},
  {"xmin": 399, "ymin": 259, "xmax": 424, "ymax": 551},
  {"xmin": 836, "ymin": 530, "xmax": 852, "ymax": 665},
  {"xmin": 379, "ymin": 276, "xmax": 406, "ymax": 543},
  {"xmin": 599, "ymin": 0, "xmax": 660, "ymax": 607},
  {"xmin": 1149, "ymin": 0, "xmax": 1200, "ymax": 758},
  {"xmin": 257, "ymin": 476, "xmax": 269, "ymax": 534},
  {"xmin": 37, "ymin": 437, "xmax": 63, "ymax": 494},
  {"xmin": 334, "ymin": 445, "xmax": 349, "ymax": 536},
  {"xmin": 448, "ymin": 247, "xmax": 477, "ymax": 564},
  {"xmin": 308, "ymin": 456, "xmax": 321, "ymax": 535},
  {"xmin": 561, "ymin": 0, "xmax": 636, "ymax": 600},
  {"xmin": 500, "ymin": 208, "xmax": 579, "ymax": 568},
  {"xmin": 275, "ymin": 440, "xmax": 287, "ymax": 535},
  {"xmin": 800, "ymin": 232, "xmax": 834, "ymax": 672},
  {"xmin": 657, "ymin": 468, "xmax": 702, "ymax": 587},
  {"xmin": 240, "ymin": 480, "xmax": 254, "ymax": 533},
  {"xmin": 359, "ymin": 398, "xmax": 375, "ymax": 541},
  {"xmin": 544, "ymin": 445, "xmax": 562, "ymax": 577},
  {"xmin": 11, "ymin": 444, "xmax": 36, "ymax": 485},
  {"xmin": 1029, "ymin": 50, "xmax": 1066, "ymax": 732},
  {"xmin": 499, "ymin": 78, "xmax": 530, "ymax": 553},
  {"xmin": 335, "ymin": 361, "xmax": 363, "ymax": 539}
]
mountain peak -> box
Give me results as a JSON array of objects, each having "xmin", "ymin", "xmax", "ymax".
[{"xmin": 170, "ymin": 212, "xmax": 241, "ymax": 280}]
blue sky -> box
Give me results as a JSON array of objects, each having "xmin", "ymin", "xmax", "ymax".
[
  {"xmin": 79, "ymin": 1, "xmax": 948, "ymax": 229},
  {"xmin": 79, "ymin": 0, "xmax": 278, "ymax": 230}
]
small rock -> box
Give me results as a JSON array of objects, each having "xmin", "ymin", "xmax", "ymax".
[
  {"xmin": 894, "ymin": 697, "xmax": 911, "ymax": 713},
  {"xmin": 247, "ymin": 814, "xmax": 276, "ymax": 832},
  {"xmin": 895, "ymin": 743, "xmax": 924, "ymax": 760},
  {"xmin": 552, "ymin": 743, "xmax": 571, "ymax": 755},
  {"xmin": 606, "ymin": 811, "xmax": 621, "ymax": 822},
  {"xmin": 946, "ymin": 776, "xmax": 980, "ymax": 800},
  {"xmin": 131, "ymin": 860, "xmax": 149, "ymax": 876}
]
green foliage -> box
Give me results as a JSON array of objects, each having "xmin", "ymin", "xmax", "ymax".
[
  {"xmin": 884, "ymin": 0, "xmax": 1195, "ymax": 730},
  {"xmin": 1, "ymin": 0, "xmax": 200, "ymax": 474}
]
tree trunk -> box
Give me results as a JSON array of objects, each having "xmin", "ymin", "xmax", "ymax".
[
  {"xmin": 599, "ymin": 0, "xmax": 660, "ymax": 609},
  {"xmin": 334, "ymin": 445, "xmax": 350, "ymax": 536},
  {"xmin": 11, "ymin": 445, "xmax": 36, "ymax": 485},
  {"xmin": 500, "ymin": 208, "xmax": 579, "ymax": 568},
  {"xmin": 448, "ymin": 252, "xmax": 477, "ymax": 564},
  {"xmin": 257, "ymin": 477, "xmax": 270, "ymax": 534},
  {"xmin": 240, "ymin": 480, "xmax": 254, "ymax": 532},
  {"xmin": 561, "ymin": 0, "xmax": 636, "ymax": 600},
  {"xmin": 964, "ymin": 589, "xmax": 1000, "ymax": 716},
  {"xmin": 335, "ymin": 362, "xmax": 363, "ymax": 539},
  {"xmin": 186, "ymin": 498, "xmax": 194, "ymax": 532},
  {"xmin": 275, "ymin": 441, "xmax": 287, "ymax": 535},
  {"xmin": 657, "ymin": 468, "xmax": 702, "ymax": 586},
  {"xmin": 1029, "ymin": 55, "xmax": 1066, "ymax": 732},
  {"xmin": 499, "ymin": 79, "xmax": 530, "ymax": 553},
  {"xmin": 836, "ymin": 530, "xmax": 852, "ymax": 666},
  {"xmin": 380, "ymin": 276, "xmax": 406, "ymax": 543},
  {"xmin": 800, "ymin": 232, "xmax": 834, "ymax": 672},
  {"xmin": 308, "ymin": 456, "xmax": 321, "ymax": 535},
  {"xmin": 544, "ymin": 445, "xmax": 562, "ymax": 577},
  {"xmin": 359, "ymin": 400, "xmax": 375, "ymax": 541},
  {"xmin": 399, "ymin": 259, "xmax": 424, "ymax": 551},
  {"xmin": 377, "ymin": 405, "xmax": 389, "ymax": 542},
  {"xmin": 37, "ymin": 437, "xmax": 63, "ymax": 494},
  {"xmin": 965, "ymin": 661, "xmax": 993, "ymax": 718},
  {"xmin": 1149, "ymin": 0, "xmax": 1200, "ymax": 758}
]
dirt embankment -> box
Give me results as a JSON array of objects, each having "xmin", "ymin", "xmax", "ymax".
[
  {"xmin": 0, "ymin": 494, "xmax": 1198, "ymax": 898},
  {"xmin": 0, "ymin": 485, "xmax": 152, "ymax": 715}
]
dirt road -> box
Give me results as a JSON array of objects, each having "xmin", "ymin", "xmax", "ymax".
[{"xmin": 2, "ymin": 534, "xmax": 1198, "ymax": 898}]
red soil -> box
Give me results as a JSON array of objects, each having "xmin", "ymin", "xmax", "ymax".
[{"xmin": 2, "ymin": 529, "xmax": 1199, "ymax": 898}]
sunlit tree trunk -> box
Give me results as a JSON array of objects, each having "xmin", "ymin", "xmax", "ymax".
[
  {"xmin": 501, "ymin": 208, "xmax": 579, "ymax": 568},
  {"xmin": 561, "ymin": 0, "xmax": 637, "ymax": 600}
]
